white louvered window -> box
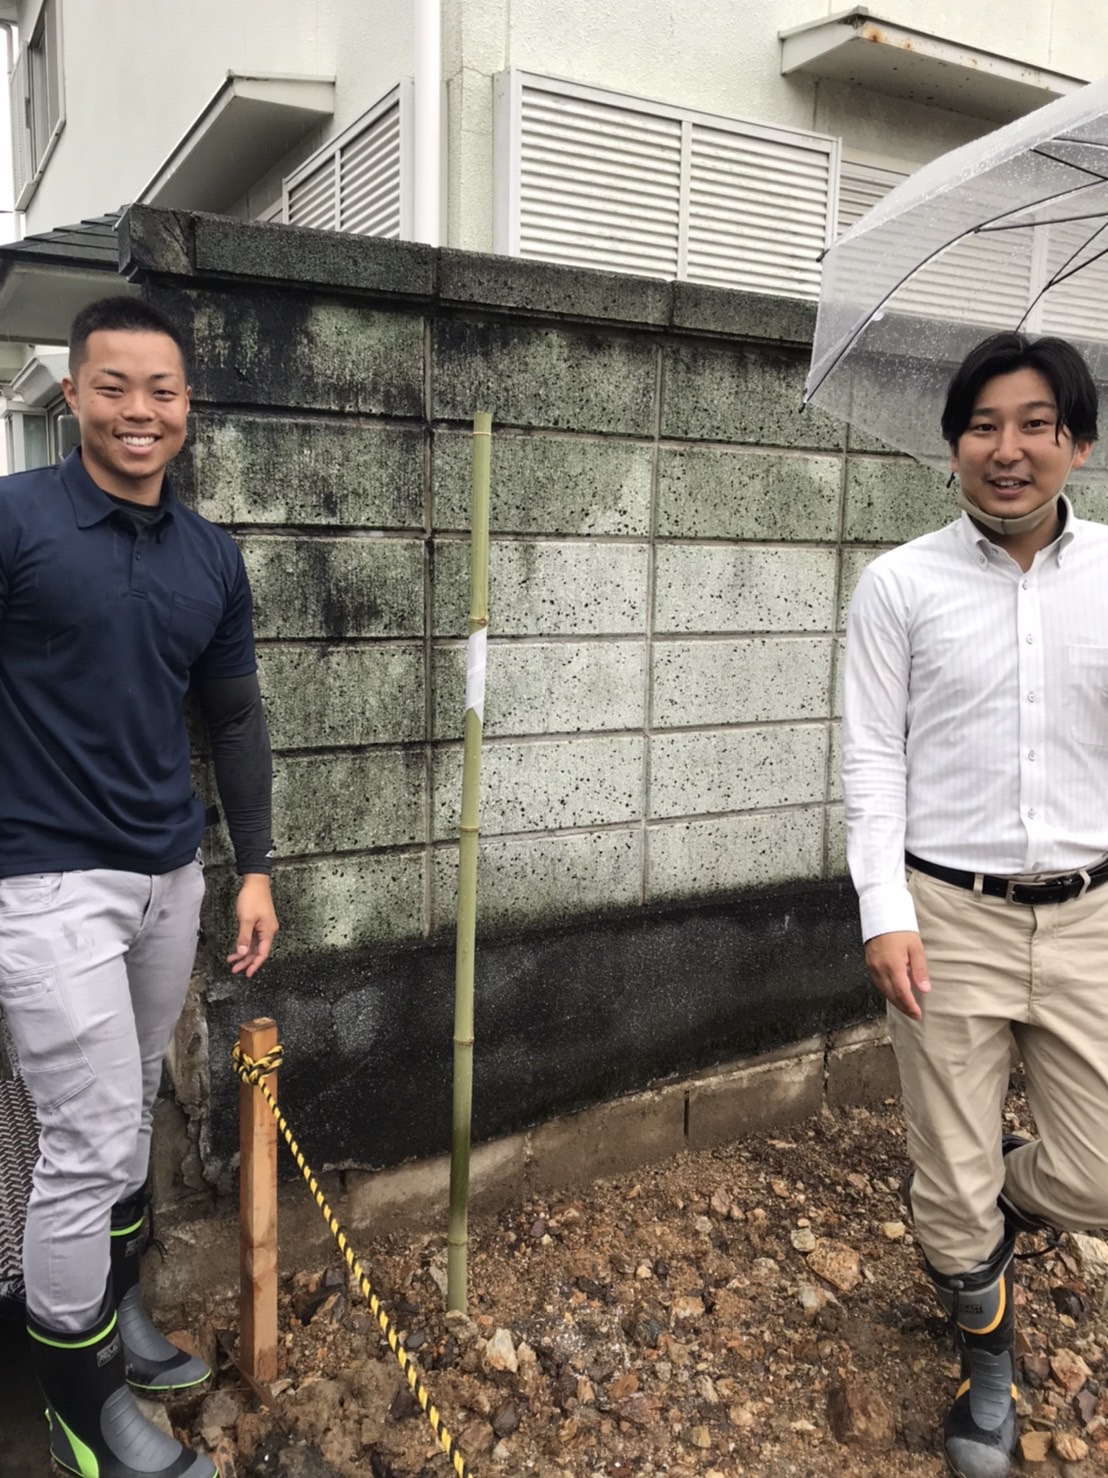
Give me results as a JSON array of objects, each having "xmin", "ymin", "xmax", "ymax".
[
  {"xmin": 494, "ymin": 73, "xmax": 839, "ymax": 300},
  {"xmin": 837, "ymin": 156, "xmax": 1098, "ymax": 337},
  {"xmin": 283, "ymin": 82, "xmax": 412, "ymax": 239},
  {"xmin": 9, "ymin": 0, "xmax": 65, "ymax": 209},
  {"xmin": 838, "ymin": 159, "xmax": 907, "ymax": 235}
]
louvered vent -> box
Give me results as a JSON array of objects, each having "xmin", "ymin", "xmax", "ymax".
[
  {"xmin": 285, "ymin": 87, "xmax": 406, "ymax": 239},
  {"xmin": 288, "ymin": 161, "xmax": 338, "ymax": 230},
  {"xmin": 509, "ymin": 77, "xmax": 837, "ymax": 298},
  {"xmin": 837, "ymin": 160, "xmax": 906, "ymax": 235},
  {"xmin": 838, "ymin": 157, "xmax": 1034, "ymax": 330},
  {"xmin": 687, "ymin": 124, "xmax": 832, "ymax": 299},
  {"xmin": 519, "ymin": 88, "xmax": 682, "ymax": 278},
  {"xmin": 1038, "ymin": 220, "xmax": 1108, "ymax": 342},
  {"xmin": 340, "ymin": 105, "xmax": 402, "ymax": 236}
]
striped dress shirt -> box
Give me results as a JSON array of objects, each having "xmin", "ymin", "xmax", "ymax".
[{"xmin": 842, "ymin": 499, "xmax": 1108, "ymax": 941}]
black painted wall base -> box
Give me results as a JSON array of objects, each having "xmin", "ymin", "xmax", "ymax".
[{"xmin": 210, "ymin": 878, "xmax": 871, "ymax": 1177}]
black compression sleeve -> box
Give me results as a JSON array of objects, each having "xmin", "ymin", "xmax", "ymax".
[{"xmin": 193, "ymin": 672, "xmax": 274, "ymax": 874}]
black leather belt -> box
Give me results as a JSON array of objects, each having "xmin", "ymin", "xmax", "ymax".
[{"xmin": 906, "ymin": 852, "xmax": 1108, "ymax": 905}]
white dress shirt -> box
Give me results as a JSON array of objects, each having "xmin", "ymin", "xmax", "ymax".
[{"xmin": 842, "ymin": 499, "xmax": 1108, "ymax": 941}]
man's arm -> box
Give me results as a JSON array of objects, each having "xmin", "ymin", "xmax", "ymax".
[
  {"xmin": 194, "ymin": 672, "xmax": 278, "ymax": 977},
  {"xmin": 841, "ymin": 565, "xmax": 930, "ymax": 1019}
]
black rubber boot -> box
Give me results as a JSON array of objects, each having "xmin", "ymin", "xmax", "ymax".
[
  {"xmin": 26, "ymin": 1290, "xmax": 215, "ymax": 1477},
  {"xmin": 998, "ymin": 1135, "xmax": 1060, "ymax": 1239},
  {"xmin": 929, "ymin": 1236, "xmax": 1018, "ymax": 1478},
  {"xmin": 111, "ymin": 1191, "xmax": 211, "ymax": 1396}
]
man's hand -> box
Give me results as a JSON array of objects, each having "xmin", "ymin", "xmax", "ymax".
[
  {"xmin": 864, "ymin": 931, "xmax": 931, "ymax": 1020},
  {"xmin": 227, "ymin": 873, "xmax": 278, "ymax": 977}
]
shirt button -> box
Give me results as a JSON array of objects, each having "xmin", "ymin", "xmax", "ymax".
[
  {"xmin": 978, "ymin": 554, "xmax": 987, "ymax": 566},
  {"xmin": 1028, "ymin": 808, "xmax": 1037, "ymax": 819},
  {"xmin": 1028, "ymin": 749, "xmax": 1036, "ymax": 760},
  {"xmin": 1022, "ymin": 579, "xmax": 1030, "ymax": 589},
  {"xmin": 1027, "ymin": 692, "xmax": 1036, "ymax": 702},
  {"xmin": 1025, "ymin": 634, "xmax": 1033, "ymax": 643}
]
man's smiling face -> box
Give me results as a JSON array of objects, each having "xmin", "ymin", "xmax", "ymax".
[
  {"xmin": 951, "ymin": 364, "xmax": 1092, "ymax": 523},
  {"xmin": 62, "ymin": 328, "xmax": 190, "ymax": 504}
]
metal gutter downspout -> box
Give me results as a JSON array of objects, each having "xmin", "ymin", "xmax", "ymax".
[{"xmin": 413, "ymin": 0, "xmax": 441, "ymax": 246}]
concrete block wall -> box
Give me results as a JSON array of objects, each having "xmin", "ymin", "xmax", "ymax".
[
  {"xmin": 120, "ymin": 207, "xmax": 932, "ymax": 1175},
  {"xmin": 131, "ymin": 208, "xmax": 952, "ymax": 966}
]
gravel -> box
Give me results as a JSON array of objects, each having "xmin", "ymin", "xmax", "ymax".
[{"xmin": 164, "ymin": 1091, "xmax": 1108, "ymax": 1477}]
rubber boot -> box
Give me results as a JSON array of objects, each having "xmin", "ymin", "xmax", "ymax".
[
  {"xmin": 26, "ymin": 1289, "xmax": 215, "ymax": 1477},
  {"xmin": 111, "ymin": 1191, "xmax": 211, "ymax": 1396},
  {"xmin": 929, "ymin": 1235, "xmax": 1018, "ymax": 1478},
  {"xmin": 999, "ymin": 1135, "xmax": 1059, "ymax": 1239}
]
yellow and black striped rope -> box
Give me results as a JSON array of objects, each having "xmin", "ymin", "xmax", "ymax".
[{"xmin": 231, "ymin": 1042, "xmax": 473, "ymax": 1478}]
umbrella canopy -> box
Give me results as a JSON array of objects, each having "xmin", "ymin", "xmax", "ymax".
[{"xmin": 806, "ymin": 75, "xmax": 1108, "ymax": 476}]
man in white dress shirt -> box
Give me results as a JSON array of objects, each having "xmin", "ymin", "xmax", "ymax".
[{"xmin": 842, "ymin": 331, "xmax": 1107, "ymax": 1478}]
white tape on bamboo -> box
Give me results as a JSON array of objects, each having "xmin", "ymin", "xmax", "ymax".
[{"xmin": 465, "ymin": 628, "xmax": 487, "ymax": 723}]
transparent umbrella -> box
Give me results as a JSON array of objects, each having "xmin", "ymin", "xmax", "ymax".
[{"xmin": 805, "ymin": 75, "xmax": 1108, "ymax": 476}]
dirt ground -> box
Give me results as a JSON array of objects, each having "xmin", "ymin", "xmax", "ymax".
[{"xmin": 161, "ymin": 1087, "xmax": 1108, "ymax": 1478}]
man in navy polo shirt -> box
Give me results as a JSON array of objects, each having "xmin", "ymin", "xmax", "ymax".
[{"xmin": 0, "ymin": 296, "xmax": 277, "ymax": 1478}]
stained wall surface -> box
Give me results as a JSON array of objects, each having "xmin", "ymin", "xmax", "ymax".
[{"xmin": 121, "ymin": 207, "xmax": 954, "ymax": 1174}]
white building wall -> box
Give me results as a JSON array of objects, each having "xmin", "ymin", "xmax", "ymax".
[
  {"xmin": 18, "ymin": 0, "xmax": 411, "ymax": 233},
  {"xmin": 446, "ymin": 0, "xmax": 1105, "ymax": 251},
  {"xmin": 11, "ymin": 0, "xmax": 1108, "ymax": 253}
]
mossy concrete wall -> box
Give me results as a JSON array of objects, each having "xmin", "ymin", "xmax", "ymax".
[{"xmin": 119, "ymin": 206, "xmax": 938, "ymax": 1185}]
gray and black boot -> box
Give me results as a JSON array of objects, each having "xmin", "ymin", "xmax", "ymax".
[
  {"xmin": 999, "ymin": 1135, "xmax": 1061, "ymax": 1240},
  {"xmin": 111, "ymin": 1190, "xmax": 211, "ymax": 1396},
  {"xmin": 26, "ymin": 1289, "xmax": 215, "ymax": 1477},
  {"xmin": 929, "ymin": 1234, "xmax": 1018, "ymax": 1478}
]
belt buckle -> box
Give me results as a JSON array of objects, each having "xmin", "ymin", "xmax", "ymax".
[{"xmin": 1004, "ymin": 877, "xmax": 1022, "ymax": 904}]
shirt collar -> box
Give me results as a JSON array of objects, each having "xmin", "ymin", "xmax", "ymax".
[
  {"xmin": 59, "ymin": 447, "xmax": 177, "ymax": 528},
  {"xmin": 957, "ymin": 493, "xmax": 1077, "ymax": 564}
]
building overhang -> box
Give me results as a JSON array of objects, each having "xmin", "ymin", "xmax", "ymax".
[
  {"xmin": 779, "ymin": 7, "xmax": 1086, "ymax": 124},
  {"xmin": 137, "ymin": 73, "xmax": 336, "ymax": 213},
  {"xmin": 0, "ymin": 216, "xmax": 129, "ymax": 346}
]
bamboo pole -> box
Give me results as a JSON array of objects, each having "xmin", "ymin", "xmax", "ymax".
[
  {"xmin": 447, "ymin": 411, "xmax": 491, "ymax": 1313},
  {"xmin": 239, "ymin": 1017, "xmax": 279, "ymax": 1383}
]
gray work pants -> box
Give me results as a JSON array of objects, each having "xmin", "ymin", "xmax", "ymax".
[{"xmin": 0, "ymin": 861, "xmax": 204, "ymax": 1330}]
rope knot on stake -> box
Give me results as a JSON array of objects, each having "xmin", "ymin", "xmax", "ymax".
[
  {"xmin": 232, "ymin": 1042, "xmax": 284, "ymax": 1084},
  {"xmin": 231, "ymin": 1032, "xmax": 474, "ymax": 1478}
]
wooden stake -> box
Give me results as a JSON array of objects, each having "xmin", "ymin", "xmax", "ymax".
[{"xmin": 239, "ymin": 1017, "xmax": 279, "ymax": 1384}]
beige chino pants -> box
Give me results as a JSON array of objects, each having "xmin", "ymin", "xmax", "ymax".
[{"xmin": 887, "ymin": 867, "xmax": 1108, "ymax": 1277}]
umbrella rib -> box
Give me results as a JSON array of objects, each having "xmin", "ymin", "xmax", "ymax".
[
  {"xmin": 808, "ymin": 140, "xmax": 1108, "ymax": 403},
  {"xmin": 980, "ymin": 210, "xmax": 1108, "ymax": 234},
  {"xmin": 805, "ymin": 231, "xmax": 987, "ymax": 402},
  {"xmin": 1028, "ymin": 146, "xmax": 1108, "ymax": 184},
  {"xmin": 1015, "ymin": 226, "xmax": 1108, "ymax": 331}
]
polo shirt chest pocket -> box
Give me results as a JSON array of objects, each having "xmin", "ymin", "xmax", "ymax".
[
  {"xmin": 169, "ymin": 590, "xmax": 224, "ymax": 668},
  {"xmin": 1067, "ymin": 645, "xmax": 1108, "ymax": 748}
]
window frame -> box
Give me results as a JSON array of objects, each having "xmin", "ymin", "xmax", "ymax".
[{"xmin": 9, "ymin": 0, "xmax": 66, "ymax": 209}]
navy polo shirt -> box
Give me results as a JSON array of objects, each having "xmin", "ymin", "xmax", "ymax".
[{"xmin": 0, "ymin": 448, "xmax": 257, "ymax": 877}]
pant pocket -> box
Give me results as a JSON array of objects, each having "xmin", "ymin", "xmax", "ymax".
[
  {"xmin": 0, "ymin": 967, "xmax": 95, "ymax": 1113},
  {"xmin": 0, "ymin": 873, "xmax": 65, "ymax": 915}
]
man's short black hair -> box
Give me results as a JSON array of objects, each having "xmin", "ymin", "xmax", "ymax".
[
  {"xmin": 941, "ymin": 331, "xmax": 1098, "ymax": 448},
  {"xmin": 68, "ymin": 295, "xmax": 188, "ymax": 380}
]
